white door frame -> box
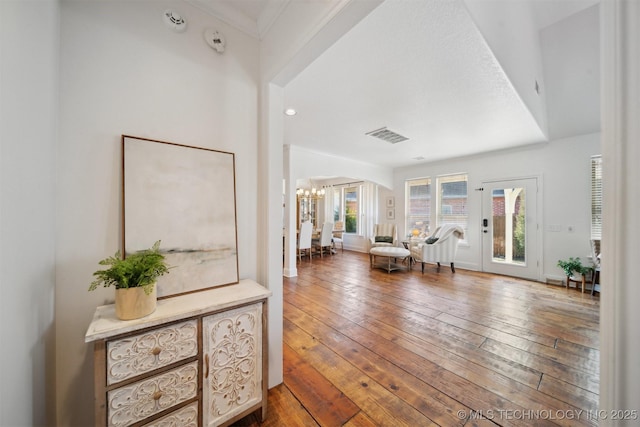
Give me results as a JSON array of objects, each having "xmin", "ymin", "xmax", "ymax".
[{"xmin": 480, "ymin": 175, "xmax": 543, "ymax": 282}]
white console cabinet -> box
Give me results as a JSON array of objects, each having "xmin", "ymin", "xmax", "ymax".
[{"xmin": 86, "ymin": 280, "xmax": 271, "ymax": 427}]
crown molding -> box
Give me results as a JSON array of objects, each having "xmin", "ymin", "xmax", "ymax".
[
  {"xmin": 186, "ymin": 0, "xmax": 289, "ymax": 40},
  {"xmin": 186, "ymin": 0, "xmax": 259, "ymax": 38},
  {"xmin": 257, "ymin": 0, "xmax": 290, "ymax": 39}
]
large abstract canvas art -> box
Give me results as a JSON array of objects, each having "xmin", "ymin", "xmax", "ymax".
[{"xmin": 123, "ymin": 135, "xmax": 239, "ymax": 298}]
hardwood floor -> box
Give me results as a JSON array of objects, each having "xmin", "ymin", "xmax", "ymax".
[{"xmin": 234, "ymin": 251, "xmax": 600, "ymax": 426}]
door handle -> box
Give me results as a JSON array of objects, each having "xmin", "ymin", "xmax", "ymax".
[
  {"xmin": 204, "ymin": 354, "xmax": 209, "ymax": 379},
  {"xmin": 483, "ymin": 219, "xmax": 488, "ymax": 227}
]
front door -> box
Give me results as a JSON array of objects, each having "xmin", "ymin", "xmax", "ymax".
[{"xmin": 481, "ymin": 178, "xmax": 540, "ymax": 280}]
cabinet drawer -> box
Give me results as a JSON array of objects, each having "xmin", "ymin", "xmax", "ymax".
[
  {"xmin": 107, "ymin": 319, "xmax": 198, "ymax": 385},
  {"xmin": 107, "ymin": 361, "xmax": 198, "ymax": 427},
  {"xmin": 141, "ymin": 401, "xmax": 198, "ymax": 427}
]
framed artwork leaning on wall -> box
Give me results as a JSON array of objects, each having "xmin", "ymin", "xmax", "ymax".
[{"xmin": 122, "ymin": 135, "xmax": 239, "ymax": 298}]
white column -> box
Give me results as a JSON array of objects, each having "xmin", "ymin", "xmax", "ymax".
[
  {"xmin": 258, "ymin": 82, "xmax": 284, "ymax": 388},
  {"xmin": 600, "ymin": 0, "xmax": 640, "ymax": 420},
  {"xmin": 283, "ymin": 146, "xmax": 298, "ymax": 278}
]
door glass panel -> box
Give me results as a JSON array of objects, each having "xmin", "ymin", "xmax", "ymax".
[
  {"xmin": 298, "ymin": 198, "xmax": 317, "ymax": 228},
  {"xmin": 491, "ymin": 188, "xmax": 525, "ymax": 265},
  {"xmin": 299, "ymin": 199, "xmax": 309, "ymax": 225}
]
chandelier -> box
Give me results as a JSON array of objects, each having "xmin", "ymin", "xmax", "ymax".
[{"xmin": 296, "ymin": 187, "xmax": 325, "ymax": 200}]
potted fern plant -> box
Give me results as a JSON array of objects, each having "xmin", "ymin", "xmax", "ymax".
[
  {"xmin": 89, "ymin": 240, "xmax": 171, "ymax": 320},
  {"xmin": 557, "ymin": 256, "xmax": 590, "ymax": 282}
]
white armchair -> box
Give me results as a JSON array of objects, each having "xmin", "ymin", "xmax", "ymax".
[
  {"xmin": 369, "ymin": 223, "xmax": 398, "ymax": 249},
  {"xmin": 410, "ymin": 224, "xmax": 464, "ymax": 273},
  {"xmin": 297, "ymin": 221, "xmax": 313, "ymax": 263}
]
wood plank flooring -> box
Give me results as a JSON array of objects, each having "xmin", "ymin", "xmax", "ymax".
[{"xmin": 233, "ymin": 251, "xmax": 600, "ymax": 426}]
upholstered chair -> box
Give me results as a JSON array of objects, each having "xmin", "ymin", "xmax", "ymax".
[
  {"xmin": 313, "ymin": 222, "xmax": 334, "ymax": 257},
  {"xmin": 410, "ymin": 224, "xmax": 464, "ymax": 273},
  {"xmin": 298, "ymin": 221, "xmax": 313, "ymax": 262},
  {"xmin": 332, "ymin": 221, "xmax": 344, "ymax": 252},
  {"xmin": 370, "ymin": 223, "xmax": 398, "ymax": 249}
]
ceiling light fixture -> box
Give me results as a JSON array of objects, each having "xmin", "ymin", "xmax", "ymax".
[
  {"xmin": 296, "ymin": 187, "xmax": 325, "ymax": 200},
  {"xmin": 284, "ymin": 108, "xmax": 297, "ymax": 116},
  {"xmin": 163, "ymin": 9, "xmax": 187, "ymax": 32}
]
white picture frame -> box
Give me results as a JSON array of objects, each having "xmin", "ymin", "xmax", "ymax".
[
  {"xmin": 386, "ymin": 208, "xmax": 395, "ymax": 220},
  {"xmin": 386, "ymin": 196, "xmax": 395, "ymax": 208}
]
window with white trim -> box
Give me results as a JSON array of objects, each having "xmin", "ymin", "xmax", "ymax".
[
  {"xmin": 405, "ymin": 178, "xmax": 431, "ymax": 237},
  {"xmin": 437, "ymin": 173, "xmax": 468, "ymax": 238},
  {"xmin": 344, "ymin": 186, "xmax": 359, "ymax": 233}
]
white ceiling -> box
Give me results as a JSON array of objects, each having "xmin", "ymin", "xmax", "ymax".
[
  {"xmin": 218, "ymin": 0, "xmax": 266, "ymax": 21},
  {"xmin": 194, "ymin": 0, "xmax": 600, "ymax": 169},
  {"xmin": 285, "ymin": 0, "xmax": 549, "ymax": 169}
]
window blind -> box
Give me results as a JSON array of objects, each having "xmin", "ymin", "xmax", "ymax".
[{"xmin": 591, "ymin": 156, "xmax": 602, "ymax": 239}]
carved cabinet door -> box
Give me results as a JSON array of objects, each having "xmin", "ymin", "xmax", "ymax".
[{"xmin": 202, "ymin": 302, "xmax": 263, "ymax": 426}]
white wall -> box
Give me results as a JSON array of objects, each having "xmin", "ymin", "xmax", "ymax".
[
  {"xmin": 56, "ymin": 1, "xmax": 259, "ymax": 424},
  {"xmin": 393, "ymin": 133, "xmax": 600, "ymax": 281},
  {"xmin": 0, "ymin": 0, "xmax": 58, "ymax": 425},
  {"xmin": 288, "ymin": 145, "xmax": 393, "ymax": 189},
  {"xmin": 540, "ymin": 4, "xmax": 600, "ymax": 140},
  {"xmin": 464, "ymin": 0, "xmax": 549, "ymax": 137}
]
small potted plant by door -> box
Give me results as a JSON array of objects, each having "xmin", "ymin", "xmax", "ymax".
[
  {"xmin": 89, "ymin": 240, "xmax": 171, "ymax": 320},
  {"xmin": 557, "ymin": 256, "xmax": 590, "ymax": 288}
]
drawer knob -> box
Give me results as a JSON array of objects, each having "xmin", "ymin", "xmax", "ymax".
[
  {"xmin": 151, "ymin": 347, "xmax": 162, "ymax": 356},
  {"xmin": 153, "ymin": 391, "xmax": 163, "ymax": 401}
]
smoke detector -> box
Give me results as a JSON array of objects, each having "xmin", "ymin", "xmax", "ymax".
[
  {"xmin": 204, "ymin": 29, "xmax": 225, "ymax": 53},
  {"xmin": 163, "ymin": 9, "xmax": 187, "ymax": 32},
  {"xmin": 365, "ymin": 127, "xmax": 409, "ymax": 144}
]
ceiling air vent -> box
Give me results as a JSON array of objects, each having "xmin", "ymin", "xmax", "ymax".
[{"xmin": 365, "ymin": 127, "xmax": 409, "ymax": 144}]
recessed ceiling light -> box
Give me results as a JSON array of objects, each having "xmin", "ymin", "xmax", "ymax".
[{"xmin": 284, "ymin": 108, "xmax": 297, "ymax": 116}]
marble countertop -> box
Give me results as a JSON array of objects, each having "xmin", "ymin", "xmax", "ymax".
[{"xmin": 85, "ymin": 279, "xmax": 272, "ymax": 342}]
